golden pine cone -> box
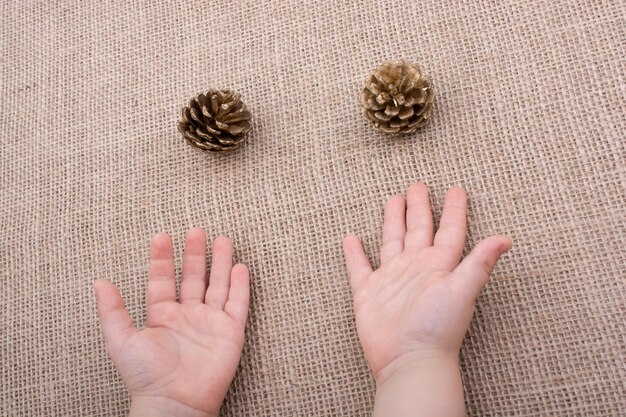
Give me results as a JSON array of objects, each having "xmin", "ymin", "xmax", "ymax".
[
  {"xmin": 360, "ymin": 61, "xmax": 435, "ymax": 134},
  {"xmin": 178, "ymin": 90, "xmax": 251, "ymax": 152}
]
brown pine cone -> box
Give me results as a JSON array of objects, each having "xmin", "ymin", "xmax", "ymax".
[
  {"xmin": 360, "ymin": 60, "xmax": 435, "ymax": 134},
  {"xmin": 178, "ymin": 90, "xmax": 251, "ymax": 153}
]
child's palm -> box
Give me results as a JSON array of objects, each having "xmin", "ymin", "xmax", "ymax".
[
  {"xmin": 95, "ymin": 230, "xmax": 250, "ymax": 417},
  {"xmin": 113, "ymin": 303, "xmax": 243, "ymax": 412},
  {"xmin": 344, "ymin": 184, "xmax": 511, "ymax": 381}
]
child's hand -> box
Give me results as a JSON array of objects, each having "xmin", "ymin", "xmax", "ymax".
[
  {"xmin": 94, "ymin": 228, "xmax": 249, "ymax": 417},
  {"xmin": 343, "ymin": 183, "xmax": 511, "ymax": 385}
]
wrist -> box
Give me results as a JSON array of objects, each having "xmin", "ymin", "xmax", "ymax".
[
  {"xmin": 374, "ymin": 350, "xmax": 459, "ymax": 387},
  {"xmin": 129, "ymin": 396, "xmax": 216, "ymax": 417},
  {"xmin": 372, "ymin": 351, "xmax": 466, "ymax": 417}
]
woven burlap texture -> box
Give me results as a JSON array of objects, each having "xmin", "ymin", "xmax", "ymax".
[{"xmin": 1, "ymin": 1, "xmax": 625, "ymax": 416}]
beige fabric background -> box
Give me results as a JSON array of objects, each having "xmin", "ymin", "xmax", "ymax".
[{"xmin": 1, "ymin": 0, "xmax": 625, "ymax": 416}]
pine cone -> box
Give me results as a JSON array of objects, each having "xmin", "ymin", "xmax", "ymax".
[
  {"xmin": 178, "ymin": 90, "xmax": 251, "ymax": 153},
  {"xmin": 360, "ymin": 60, "xmax": 435, "ymax": 134}
]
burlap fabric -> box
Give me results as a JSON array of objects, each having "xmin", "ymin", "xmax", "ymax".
[{"xmin": 1, "ymin": 1, "xmax": 624, "ymax": 416}]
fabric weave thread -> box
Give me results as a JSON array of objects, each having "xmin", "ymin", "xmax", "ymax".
[{"xmin": 1, "ymin": 1, "xmax": 625, "ymax": 416}]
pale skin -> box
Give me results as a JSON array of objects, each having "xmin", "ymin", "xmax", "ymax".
[
  {"xmin": 95, "ymin": 183, "xmax": 510, "ymax": 417},
  {"xmin": 94, "ymin": 228, "xmax": 250, "ymax": 417},
  {"xmin": 343, "ymin": 182, "xmax": 512, "ymax": 416}
]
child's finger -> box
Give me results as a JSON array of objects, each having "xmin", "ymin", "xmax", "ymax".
[
  {"xmin": 380, "ymin": 196, "xmax": 406, "ymax": 264},
  {"xmin": 452, "ymin": 235, "xmax": 512, "ymax": 298},
  {"xmin": 224, "ymin": 264, "xmax": 250, "ymax": 326},
  {"xmin": 404, "ymin": 182, "xmax": 434, "ymax": 251},
  {"xmin": 343, "ymin": 234, "xmax": 373, "ymax": 293},
  {"xmin": 179, "ymin": 228, "xmax": 208, "ymax": 304},
  {"xmin": 433, "ymin": 188, "xmax": 468, "ymax": 268},
  {"xmin": 204, "ymin": 236, "xmax": 233, "ymax": 309},
  {"xmin": 94, "ymin": 280, "xmax": 137, "ymax": 355},
  {"xmin": 147, "ymin": 233, "xmax": 176, "ymax": 316}
]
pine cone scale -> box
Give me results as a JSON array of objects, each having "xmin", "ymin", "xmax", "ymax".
[
  {"xmin": 222, "ymin": 109, "xmax": 251, "ymax": 123},
  {"xmin": 192, "ymin": 129, "xmax": 207, "ymax": 140},
  {"xmin": 190, "ymin": 106, "xmax": 203, "ymax": 124},
  {"xmin": 398, "ymin": 107, "xmax": 414, "ymax": 119},
  {"xmin": 217, "ymin": 135, "xmax": 245, "ymax": 146},
  {"xmin": 385, "ymin": 105, "xmax": 400, "ymax": 116},
  {"xmin": 203, "ymin": 123, "xmax": 221, "ymax": 136},
  {"xmin": 374, "ymin": 111, "xmax": 392, "ymax": 122}
]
